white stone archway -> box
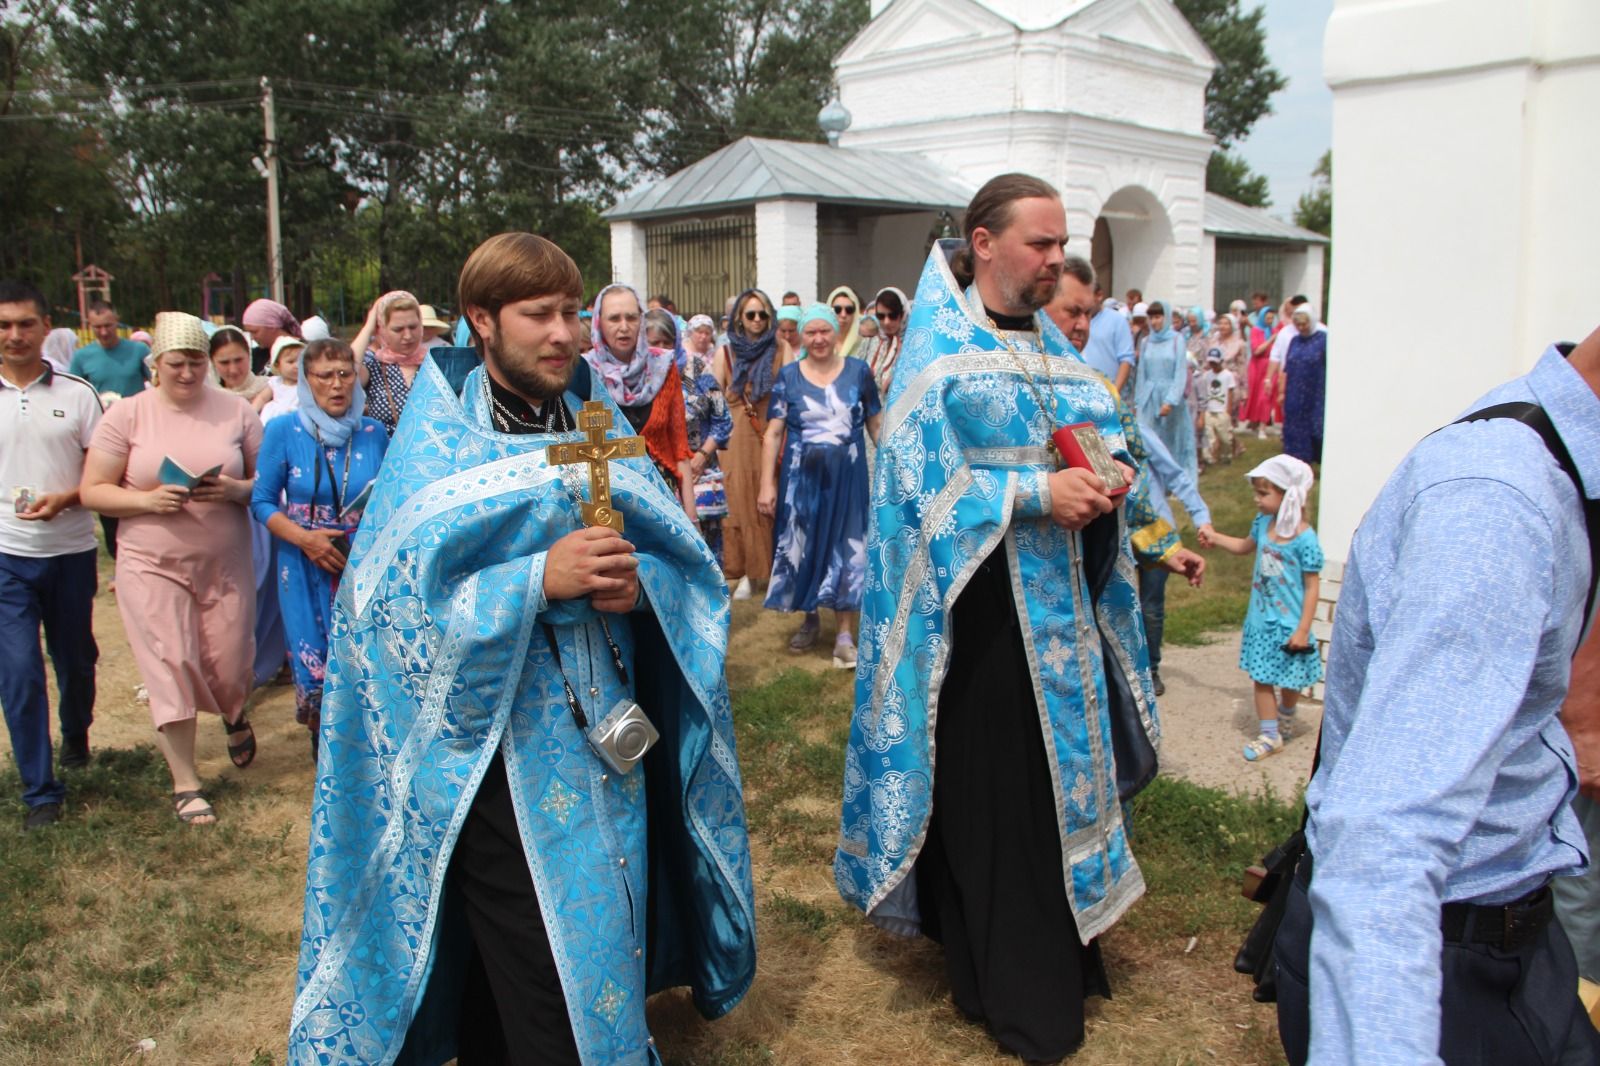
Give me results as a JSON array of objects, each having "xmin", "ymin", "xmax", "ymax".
[{"xmin": 1087, "ymin": 185, "xmax": 1176, "ymax": 302}]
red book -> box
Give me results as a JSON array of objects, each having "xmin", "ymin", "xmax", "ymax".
[{"xmin": 1051, "ymin": 422, "xmax": 1131, "ymax": 498}]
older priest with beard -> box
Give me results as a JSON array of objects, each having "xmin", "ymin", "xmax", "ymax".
[
  {"xmin": 836, "ymin": 175, "xmax": 1162, "ymax": 1063},
  {"xmin": 287, "ymin": 234, "xmax": 756, "ymax": 1066}
]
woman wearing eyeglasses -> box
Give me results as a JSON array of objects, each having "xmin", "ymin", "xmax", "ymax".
[
  {"xmin": 250, "ymin": 339, "xmax": 388, "ymax": 759},
  {"xmin": 826, "ymin": 285, "xmax": 867, "ymax": 359},
  {"xmin": 861, "ymin": 286, "xmax": 910, "ymax": 397},
  {"xmin": 714, "ymin": 288, "xmax": 794, "ymax": 600}
]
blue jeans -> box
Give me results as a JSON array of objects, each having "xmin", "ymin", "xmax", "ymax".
[
  {"xmin": 0, "ymin": 549, "xmax": 98, "ymax": 807},
  {"xmin": 1138, "ymin": 565, "xmax": 1168, "ymax": 672}
]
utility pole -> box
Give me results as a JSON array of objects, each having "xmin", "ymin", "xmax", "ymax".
[{"xmin": 261, "ymin": 77, "xmax": 284, "ymax": 304}]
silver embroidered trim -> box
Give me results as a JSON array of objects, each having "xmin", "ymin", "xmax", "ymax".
[
  {"xmin": 861, "ymin": 473, "xmax": 1014, "ymax": 922},
  {"xmin": 293, "ymin": 573, "xmax": 483, "ymax": 1028},
  {"xmin": 965, "ymin": 445, "xmax": 1054, "ymax": 467},
  {"xmin": 883, "ymin": 352, "xmax": 1107, "ymax": 444}
]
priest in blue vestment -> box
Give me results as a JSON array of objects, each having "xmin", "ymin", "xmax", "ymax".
[
  {"xmin": 287, "ymin": 234, "xmax": 756, "ymax": 1066},
  {"xmin": 836, "ymin": 175, "xmax": 1166, "ymax": 1062}
]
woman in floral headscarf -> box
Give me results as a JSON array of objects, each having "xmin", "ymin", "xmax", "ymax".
[
  {"xmin": 585, "ymin": 284, "xmax": 693, "ymax": 512},
  {"xmin": 352, "ymin": 290, "xmax": 425, "ymax": 434},
  {"xmin": 826, "ymin": 284, "xmax": 867, "ymax": 359}
]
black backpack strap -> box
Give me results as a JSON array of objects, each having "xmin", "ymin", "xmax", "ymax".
[{"xmin": 1454, "ymin": 401, "xmax": 1599, "ymax": 633}]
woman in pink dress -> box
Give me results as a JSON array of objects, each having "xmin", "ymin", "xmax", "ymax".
[
  {"xmin": 80, "ymin": 312, "xmax": 262, "ymax": 825},
  {"xmin": 1242, "ymin": 307, "xmax": 1284, "ymax": 434}
]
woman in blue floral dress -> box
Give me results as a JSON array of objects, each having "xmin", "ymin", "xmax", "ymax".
[{"xmin": 757, "ymin": 303, "xmax": 882, "ymax": 668}]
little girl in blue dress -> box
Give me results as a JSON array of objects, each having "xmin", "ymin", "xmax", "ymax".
[{"xmin": 1199, "ymin": 455, "xmax": 1324, "ymax": 760}]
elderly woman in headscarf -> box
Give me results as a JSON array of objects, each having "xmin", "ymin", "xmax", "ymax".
[
  {"xmin": 684, "ymin": 312, "xmax": 718, "ymax": 367},
  {"xmin": 1278, "ymin": 305, "xmax": 1327, "ymax": 465},
  {"xmin": 646, "ymin": 310, "xmax": 730, "ymax": 562},
  {"xmin": 714, "ymin": 288, "xmax": 793, "ymax": 600},
  {"xmin": 826, "ymin": 285, "xmax": 866, "ymax": 358},
  {"xmin": 251, "ymin": 339, "xmax": 388, "ymax": 759},
  {"xmin": 861, "ymin": 285, "xmax": 910, "ymax": 397},
  {"xmin": 242, "ymin": 298, "xmax": 301, "ymax": 374},
  {"xmin": 586, "ymin": 284, "xmax": 694, "ymax": 512},
  {"xmin": 209, "ymin": 325, "xmax": 272, "ymax": 414},
  {"xmin": 755, "ymin": 302, "xmax": 881, "ymax": 667}
]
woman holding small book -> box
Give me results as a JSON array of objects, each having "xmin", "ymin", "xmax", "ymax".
[
  {"xmin": 80, "ymin": 312, "xmax": 262, "ymax": 826},
  {"xmin": 250, "ymin": 339, "xmax": 387, "ymax": 760}
]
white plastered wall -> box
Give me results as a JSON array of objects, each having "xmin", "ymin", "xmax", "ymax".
[
  {"xmin": 754, "ymin": 200, "xmax": 820, "ymax": 307},
  {"xmin": 1317, "ymin": 0, "xmax": 1600, "ymax": 564},
  {"xmin": 609, "ymin": 221, "xmax": 649, "ymax": 289}
]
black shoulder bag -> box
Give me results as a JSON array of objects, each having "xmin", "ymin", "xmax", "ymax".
[{"xmin": 1233, "ymin": 386, "xmax": 1598, "ymax": 1003}]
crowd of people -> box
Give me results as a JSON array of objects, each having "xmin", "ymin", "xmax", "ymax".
[{"xmin": 2, "ymin": 165, "xmax": 1594, "ymax": 1066}]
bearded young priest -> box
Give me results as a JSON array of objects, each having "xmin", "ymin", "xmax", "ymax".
[
  {"xmin": 287, "ymin": 233, "xmax": 755, "ymax": 1066},
  {"xmin": 836, "ymin": 175, "xmax": 1167, "ymax": 1063}
]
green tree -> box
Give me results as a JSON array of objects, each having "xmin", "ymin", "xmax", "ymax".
[
  {"xmin": 1207, "ymin": 151, "xmax": 1271, "ymax": 208},
  {"xmin": 1294, "ymin": 151, "xmax": 1332, "ymax": 315},
  {"xmin": 1293, "ymin": 150, "xmax": 1331, "ymax": 235},
  {"xmin": 1174, "ymin": 0, "xmax": 1285, "ymax": 204}
]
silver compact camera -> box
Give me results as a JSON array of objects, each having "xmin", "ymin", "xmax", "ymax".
[{"xmin": 586, "ymin": 699, "xmax": 660, "ymax": 775}]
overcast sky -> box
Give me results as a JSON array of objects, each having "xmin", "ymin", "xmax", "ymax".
[{"xmin": 1233, "ymin": 0, "xmax": 1334, "ymax": 216}]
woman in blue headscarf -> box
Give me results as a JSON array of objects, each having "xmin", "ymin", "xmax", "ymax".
[
  {"xmin": 1133, "ymin": 300, "xmax": 1199, "ymax": 480},
  {"xmin": 250, "ymin": 339, "xmax": 388, "ymax": 758},
  {"xmin": 756, "ymin": 303, "xmax": 882, "ymax": 668}
]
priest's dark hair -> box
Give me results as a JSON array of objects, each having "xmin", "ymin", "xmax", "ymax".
[
  {"xmin": 950, "ymin": 173, "xmax": 1060, "ymax": 289},
  {"xmin": 457, "ymin": 233, "xmax": 583, "ymax": 348}
]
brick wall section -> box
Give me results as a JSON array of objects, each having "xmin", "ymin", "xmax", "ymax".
[{"xmin": 1306, "ymin": 557, "xmax": 1343, "ymax": 701}]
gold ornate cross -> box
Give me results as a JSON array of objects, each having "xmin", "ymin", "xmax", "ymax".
[{"xmin": 546, "ymin": 401, "xmax": 646, "ymax": 532}]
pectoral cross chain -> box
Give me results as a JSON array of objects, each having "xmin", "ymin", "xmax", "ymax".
[{"xmin": 545, "ymin": 401, "xmax": 646, "ymax": 533}]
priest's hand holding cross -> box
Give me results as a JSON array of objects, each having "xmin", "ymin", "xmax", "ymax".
[{"xmin": 544, "ymin": 401, "xmax": 646, "ymax": 613}]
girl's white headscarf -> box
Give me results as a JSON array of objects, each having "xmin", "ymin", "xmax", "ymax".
[{"xmin": 1247, "ymin": 454, "xmax": 1315, "ymax": 539}]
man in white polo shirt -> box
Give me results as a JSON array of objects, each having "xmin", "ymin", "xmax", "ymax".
[{"xmin": 0, "ymin": 280, "xmax": 103, "ymax": 831}]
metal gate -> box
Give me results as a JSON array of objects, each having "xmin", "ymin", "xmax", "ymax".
[
  {"xmin": 1213, "ymin": 240, "xmax": 1286, "ymax": 311},
  {"xmin": 643, "ymin": 213, "xmax": 757, "ymax": 319}
]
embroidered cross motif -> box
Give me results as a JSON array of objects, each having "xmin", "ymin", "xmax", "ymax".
[
  {"xmin": 545, "ymin": 401, "xmax": 645, "ymax": 532},
  {"xmin": 538, "ymin": 778, "xmax": 581, "ymax": 827},
  {"xmin": 1042, "ymin": 635, "xmax": 1072, "ymax": 676},
  {"xmin": 592, "ymin": 977, "xmax": 627, "ymax": 1025},
  {"xmin": 1070, "ymin": 771, "xmax": 1093, "ymax": 811}
]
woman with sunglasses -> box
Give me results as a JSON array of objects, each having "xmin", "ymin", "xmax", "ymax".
[
  {"xmin": 713, "ymin": 289, "xmax": 793, "ymax": 600},
  {"xmin": 861, "ymin": 286, "xmax": 910, "ymax": 397},
  {"xmin": 251, "ymin": 339, "xmax": 388, "ymax": 759},
  {"xmin": 826, "ymin": 285, "xmax": 868, "ymax": 359}
]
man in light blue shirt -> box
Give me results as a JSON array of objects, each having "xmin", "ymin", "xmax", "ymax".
[
  {"xmin": 1081, "ymin": 282, "xmax": 1134, "ymax": 393},
  {"xmin": 1274, "ymin": 332, "xmax": 1600, "ymax": 1065}
]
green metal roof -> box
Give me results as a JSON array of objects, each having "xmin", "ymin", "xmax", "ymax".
[
  {"xmin": 603, "ymin": 137, "xmax": 976, "ymax": 221},
  {"xmin": 1205, "ymin": 193, "xmax": 1329, "ymax": 245}
]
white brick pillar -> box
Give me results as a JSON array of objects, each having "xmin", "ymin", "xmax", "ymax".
[
  {"xmin": 755, "ymin": 200, "xmax": 818, "ymax": 304},
  {"xmin": 609, "ymin": 221, "xmax": 649, "ymax": 290}
]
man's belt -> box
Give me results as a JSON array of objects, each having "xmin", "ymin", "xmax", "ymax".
[{"xmin": 1440, "ymin": 886, "xmax": 1553, "ymax": 952}]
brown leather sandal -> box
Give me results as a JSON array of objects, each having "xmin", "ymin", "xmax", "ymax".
[
  {"xmin": 222, "ymin": 716, "xmax": 256, "ymax": 768},
  {"xmin": 172, "ymin": 790, "xmax": 215, "ymax": 824}
]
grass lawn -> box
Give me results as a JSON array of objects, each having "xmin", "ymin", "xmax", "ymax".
[{"xmin": 0, "ymin": 431, "xmax": 1303, "ymax": 1064}]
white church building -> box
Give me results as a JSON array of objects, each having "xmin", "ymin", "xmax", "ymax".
[{"xmin": 606, "ymin": 0, "xmax": 1326, "ymax": 318}]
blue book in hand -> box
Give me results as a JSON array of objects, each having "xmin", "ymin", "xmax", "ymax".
[{"xmin": 158, "ymin": 456, "xmax": 222, "ymax": 490}]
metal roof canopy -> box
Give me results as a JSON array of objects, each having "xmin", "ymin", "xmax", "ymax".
[
  {"xmin": 1204, "ymin": 192, "xmax": 1329, "ymax": 245},
  {"xmin": 604, "ymin": 137, "xmax": 975, "ymax": 222}
]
